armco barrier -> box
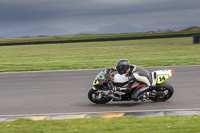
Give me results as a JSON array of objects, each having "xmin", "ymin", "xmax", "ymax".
[
  {"xmin": 193, "ymin": 35, "xmax": 200, "ymax": 43},
  {"xmin": 0, "ymin": 33, "xmax": 200, "ymax": 46}
]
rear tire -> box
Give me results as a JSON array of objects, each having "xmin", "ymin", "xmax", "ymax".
[
  {"xmin": 150, "ymin": 82, "xmax": 174, "ymax": 102},
  {"xmin": 88, "ymin": 88, "xmax": 112, "ymax": 104}
]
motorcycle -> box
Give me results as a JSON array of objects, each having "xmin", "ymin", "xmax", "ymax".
[{"xmin": 88, "ymin": 68, "xmax": 174, "ymax": 104}]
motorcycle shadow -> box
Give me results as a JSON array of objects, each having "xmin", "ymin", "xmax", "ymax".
[{"xmin": 90, "ymin": 101, "xmax": 154, "ymax": 107}]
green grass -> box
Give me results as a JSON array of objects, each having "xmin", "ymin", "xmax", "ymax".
[
  {"xmin": 0, "ymin": 30, "xmax": 199, "ymax": 44},
  {"xmin": 0, "ymin": 37, "xmax": 199, "ymax": 72},
  {"xmin": 0, "ymin": 115, "xmax": 199, "ymax": 133}
]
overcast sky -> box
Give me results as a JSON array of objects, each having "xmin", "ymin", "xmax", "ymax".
[{"xmin": 0, "ymin": 0, "xmax": 200, "ymax": 37}]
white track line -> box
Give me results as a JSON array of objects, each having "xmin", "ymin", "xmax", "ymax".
[{"xmin": 0, "ymin": 108, "xmax": 200, "ymax": 117}]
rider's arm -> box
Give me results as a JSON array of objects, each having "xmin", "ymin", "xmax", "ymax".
[
  {"xmin": 127, "ymin": 74, "xmax": 136, "ymax": 82},
  {"xmin": 125, "ymin": 65, "xmax": 136, "ymax": 82}
]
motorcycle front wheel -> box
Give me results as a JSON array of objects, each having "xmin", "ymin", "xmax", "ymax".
[
  {"xmin": 150, "ymin": 82, "xmax": 174, "ymax": 102},
  {"xmin": 88, "ymin": 88, "xmax": 112, "ymax": 104}
]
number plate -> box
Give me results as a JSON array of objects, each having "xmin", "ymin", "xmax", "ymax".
[{"xmin": 157, "ymin": 75, "xmax": 169, "ymax": 84}]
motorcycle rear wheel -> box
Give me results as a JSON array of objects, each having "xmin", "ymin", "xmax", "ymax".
[
  {"xmin": 150, "ymin": 82, "xmax": 174, "ymax": 102},
  {"xmin": 88, "ymin": 88, "xmax": 112, "ymax": 104}
]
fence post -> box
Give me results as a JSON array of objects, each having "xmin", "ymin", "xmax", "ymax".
[{"xmin": 193, "ymin": 35, "xmax": 200, "ymax": 44}]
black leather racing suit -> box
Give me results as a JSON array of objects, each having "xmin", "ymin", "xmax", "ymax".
[{"xmin": 118, "ymin": 65, "xmax": 152, "ymax": 100}]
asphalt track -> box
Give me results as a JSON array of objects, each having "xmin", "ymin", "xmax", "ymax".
[{"xmin": 0, "ymin": 66, "xmax": 199, "ymax": 116}]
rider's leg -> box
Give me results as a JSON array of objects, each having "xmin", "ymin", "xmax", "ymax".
[
  {"xmin": 131, "ymin": 72, "xmax": 151, "ymax": 101},
  {"xmin": 113, "ymin": 81, "xmax": 134, "ymax": 93}
]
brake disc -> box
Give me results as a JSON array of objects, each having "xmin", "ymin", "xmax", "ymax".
[{"xmin": 157, "ymin": 91, "xmax": 166, "ymax": 99}]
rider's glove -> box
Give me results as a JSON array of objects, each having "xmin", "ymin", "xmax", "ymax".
[
  {"xmin": 111, "ymin": 67, "xmax": 117, "ymax": 71},
  {"xmin": 106, "ymin": 68, "xmax": 112, "ymax": 73},
  {"xmin": 107, "ymin": 67, "xmax": 117, "ymax": 73}
]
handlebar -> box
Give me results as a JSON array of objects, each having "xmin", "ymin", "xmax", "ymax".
[{"xmin": 106, "ymin": 67, "xmax": 117, "ymax": 74}]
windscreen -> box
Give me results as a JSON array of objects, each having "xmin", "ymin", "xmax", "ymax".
[{"xmin": 97, "ymin": 71, "xmax": 111, "ymax": 80}]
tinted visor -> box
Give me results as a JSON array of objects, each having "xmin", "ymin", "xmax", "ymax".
[{"xmin": 116, "ymin": 65, "xmax": 125, "ymax": 75}]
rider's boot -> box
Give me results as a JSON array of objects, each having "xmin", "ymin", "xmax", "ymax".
[
  {"xmin": 110, "ymin": 87, "xmax": 126, "ymax": 101},
  {"xmin": 113, "ymin": 87, "xmax": 126, "ymax": 95}
]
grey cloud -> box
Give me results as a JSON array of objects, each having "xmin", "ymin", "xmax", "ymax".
[
  {"xmin": 1, "ymin": 0, "xmax": 200, "ymax": 21},
  {"xmin": 0, "ymin": 0, "xmax": 200, "ymax": 36}
]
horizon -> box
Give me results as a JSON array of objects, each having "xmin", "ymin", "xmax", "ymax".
[{"xmin": 0, "ymin": 25, "xmax": 200, "ymax": 38}]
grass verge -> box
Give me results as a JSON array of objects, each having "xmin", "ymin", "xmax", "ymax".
[
  {"xmin": 0, "ymin": 37, "xmax": 199, "ymax": 72},
  {"xmin": 0, "ymin": 115, "xmax": 199, "ymax": 133}
]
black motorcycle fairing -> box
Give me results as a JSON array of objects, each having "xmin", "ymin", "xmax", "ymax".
[{"xmin": 93, "ymin": 70, "xmax": 113, "ymax": 90}]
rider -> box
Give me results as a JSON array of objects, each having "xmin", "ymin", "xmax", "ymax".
[{"xmin": 110, "ymin": 59, "xmax": 152, "ymax": 101}]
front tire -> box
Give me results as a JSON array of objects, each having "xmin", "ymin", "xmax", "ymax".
[
  {"xmin": 88, "ymin": 88, "xmax": 112, "ymax": 104},
  {"xmin": 150, "ymin": 82, "xmax": 174, "ymax": 102}
]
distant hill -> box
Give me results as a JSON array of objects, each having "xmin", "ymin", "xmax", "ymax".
[
  {"xmin": 181, "ymin": 26, "xmax": 200, "ymax": 32},
  {"xmin": 82, "ymin": 23, "xmax": 154, "ymax": 34},
  {"xmin": 96, "ymin": 23, "xmax": 151, "ymax": 34},
  {"xmin": 81, "ymin": 23, "xmax": 200, "ymax": 35},
  {"xmin": 1, "ymin": 24, "xmax": 200, "ymax": 38}
]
